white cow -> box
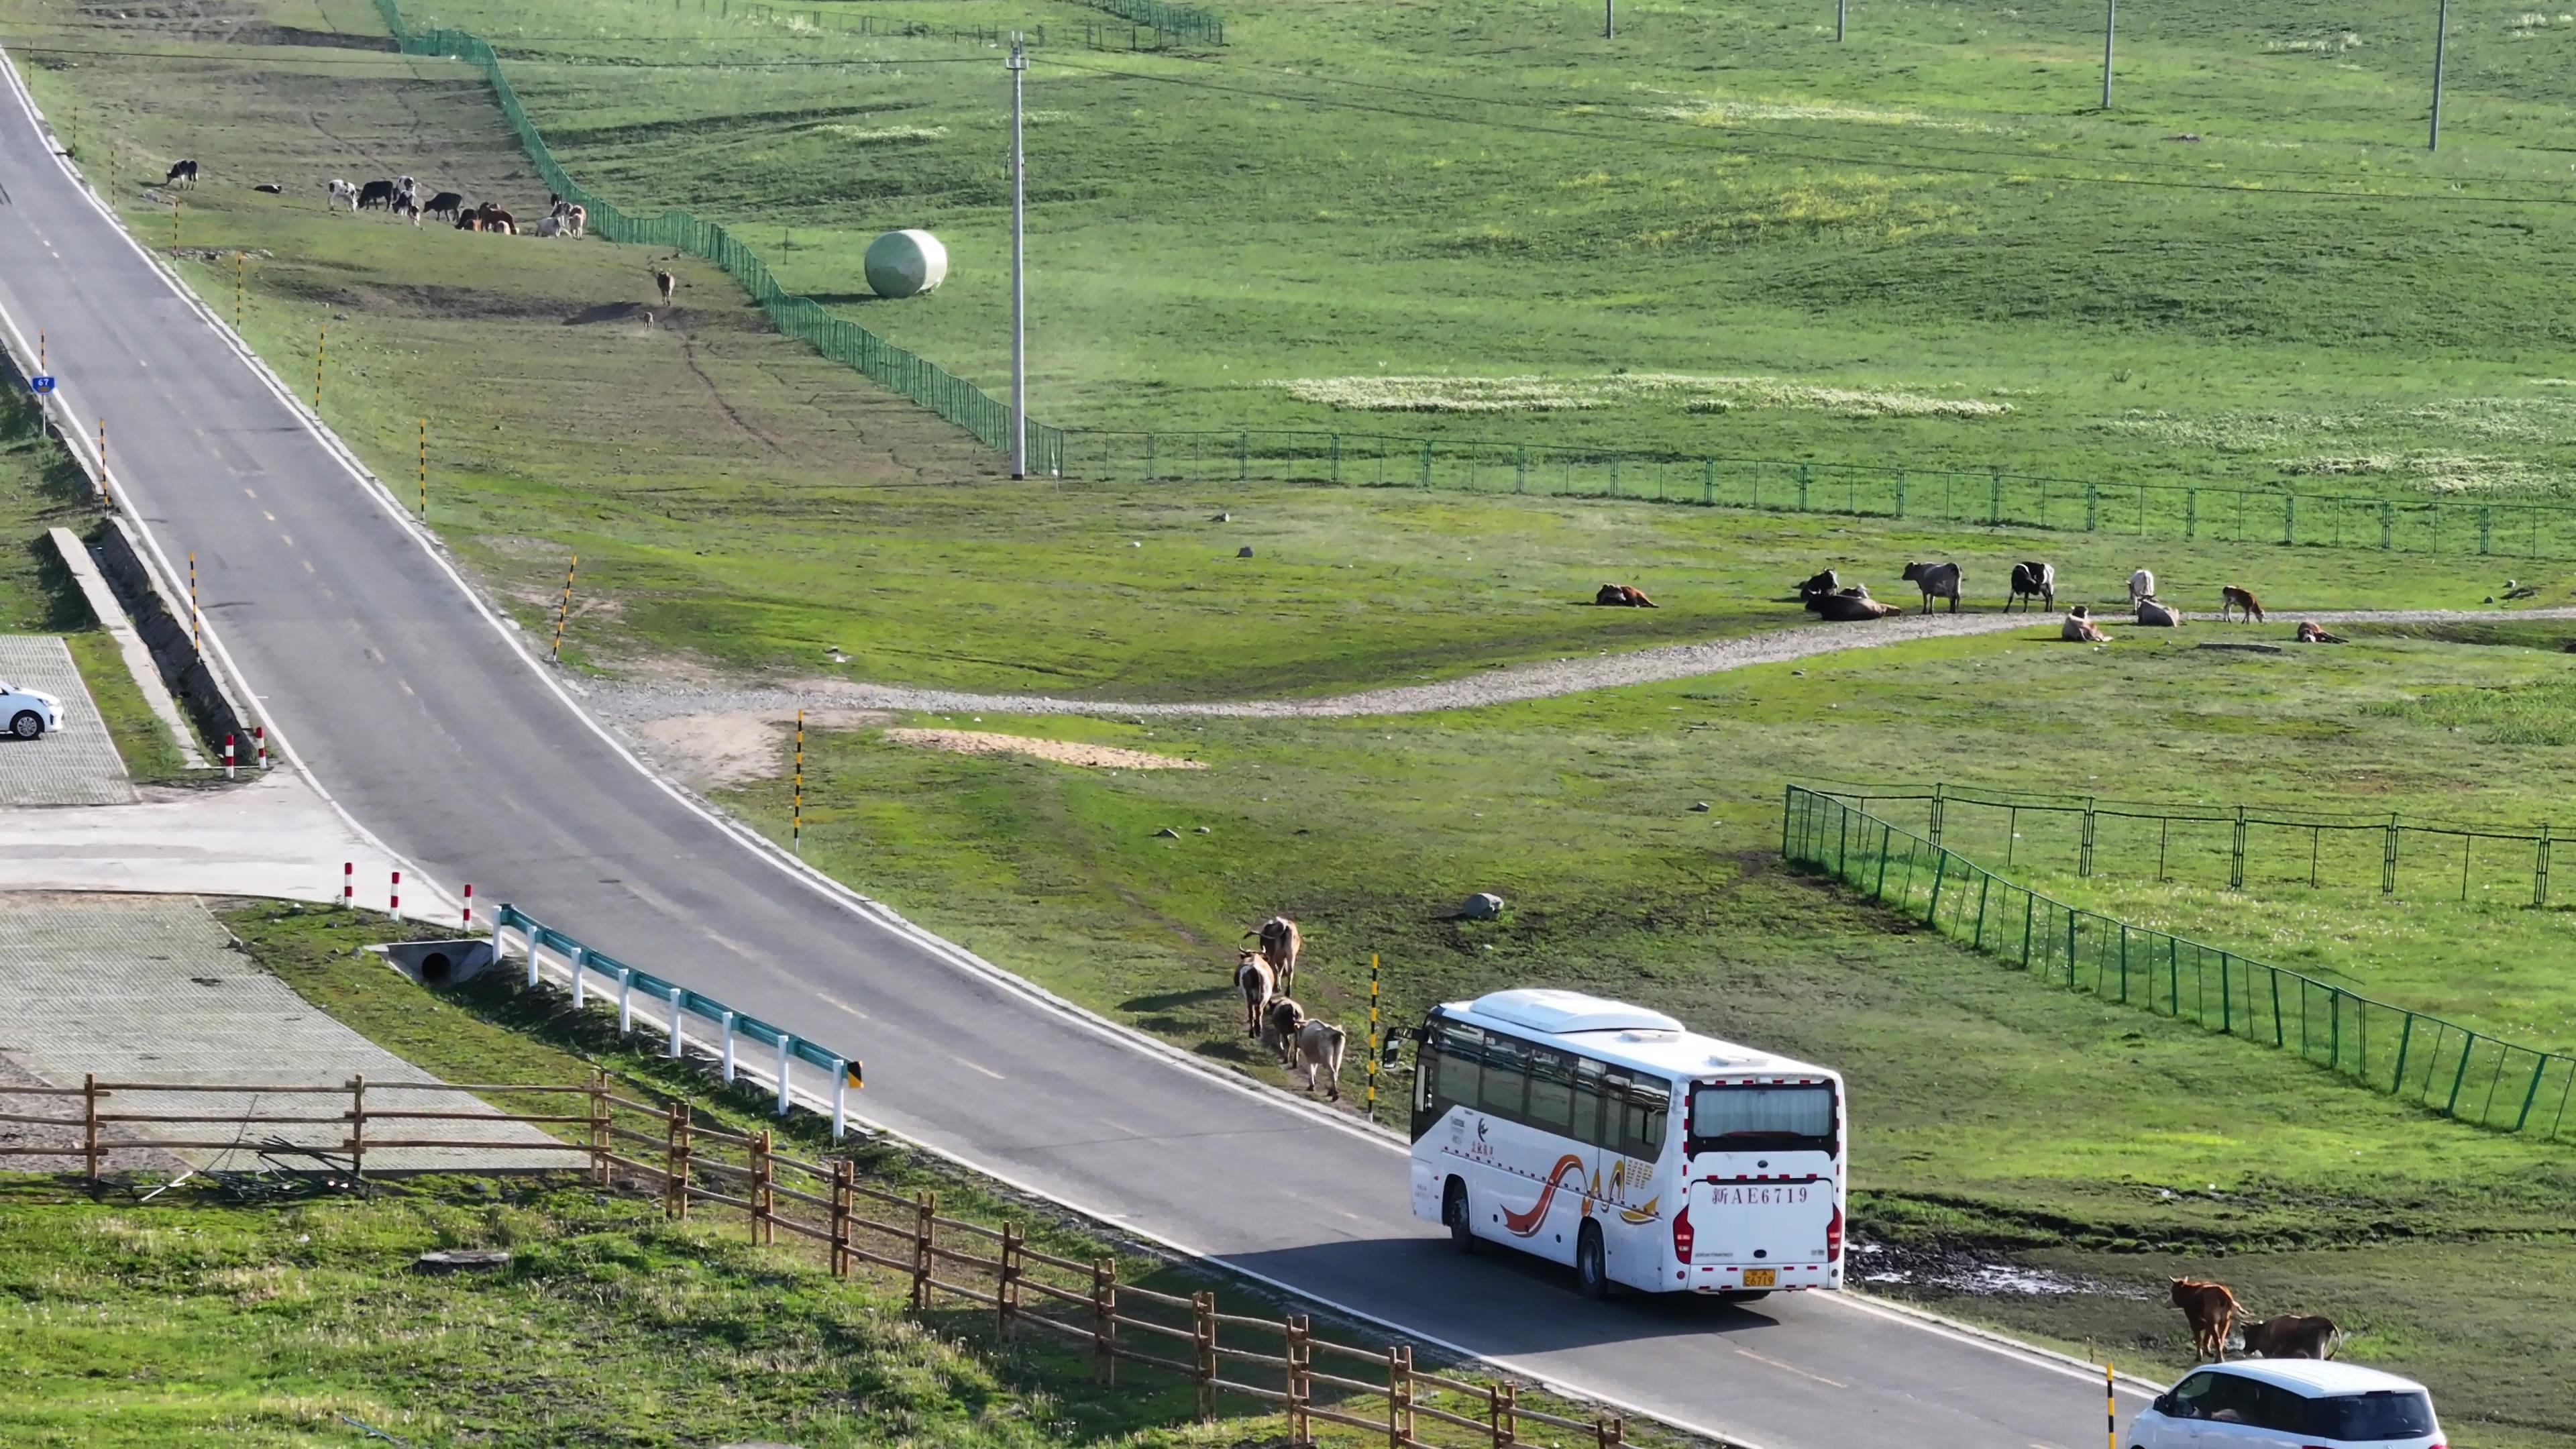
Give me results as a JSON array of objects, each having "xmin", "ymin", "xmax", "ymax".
[
  {"xmin": 1289, "ymin": 1020, "xmax": 1348, "ymax": 1102},
  {"xmin": 532, "ymin": 214, "xmax": 567, "ymax": 238},
  {"xmin": 2129, "ymin": 568, "xmax": 2157, "ymax": 606},
  {"xmin": 325, "ymin": 178, "xmax": 359, "ymax": 212}
]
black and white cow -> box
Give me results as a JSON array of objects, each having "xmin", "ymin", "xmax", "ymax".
[{"xmin": 2008, "ymin": 560, "xmax": 2055, "ymax": 612}]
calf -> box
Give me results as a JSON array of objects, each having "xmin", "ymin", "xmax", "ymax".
[
  {"xmin": 398, "ymin": 197, "xmax": 422, "ymax": 227},
  {"xmin": 2241, "ymin": 1313, "xmax": 2339, "ymax": 1360},
  {"xmin": 2062, "ymin": 605, "xmax": 2108, "ymax": 643},
  {"xmin": 326, "ymin": 178, "xmax": 359, "ymax": 212},
  {"xmin": 2008, "ymin": 560, "xmax": 2055, "ymax": 612},
  {"xmin": 423, "ymin": 191, "xmax": 466, "ymax": 221},
  {"xmin": 2129, "ymin": 568, "xmax": 2157, "ymax": 606},
  {"xmin": 1246, "ymin": 916, "xmax": 1300, "ymax": 1000},
  {"xmin": 564, "ymin": 203, "xmax": 586, "ymax": 238},
  {"xmin": 454, "ymin": 212, "xmax": 484, "ymax": 231},
  {"xmin": 1260, "ymin": 996, "xmax": 1306, "ymax": 1065},
  {"xmin": 2171, "ymin": 1277, "xmax": 2240, "ymax": 1361},
  {"xmin": 1289, "ymin": 1019, "xmax": 1348, "ymax": 1101},
  {"xmin": 1594, "ymin": 583, "xmax": 1657, "ymax": 608},
  {"xmin": 164, "ymin": 158, "xmax": 199, "ymax": 188},
  {"xmin": 2220, "ymin": 586, "xmax": 2265, "ymax": 623},
  {"xmin": 1900, "ymin": 560, "xmax": 1962, "ymax": 614},
  {"xmin": 2296, "ymin": 621, "xmax": 2348, "ymax": 643},
  {"xmin": 1233, "ymin": 951, "xmax": 1274, "ymax": 1039},
  {"xmin": 356, "ymin": 178, "xmax": 396, "ymax": 211}
]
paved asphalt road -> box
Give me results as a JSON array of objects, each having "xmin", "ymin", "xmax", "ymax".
[{"xmin": 0, "ymin": 57, "xmax": 2149, "ymax": 1448}]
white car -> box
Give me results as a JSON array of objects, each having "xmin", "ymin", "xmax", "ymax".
[
  {"xmin": 2128, "ymin": 1360, "xmax": 2445, "ymax": 1448},
  {"xmin": 0, "ymin": 680, "xmax": 62, "ymax": 740}
]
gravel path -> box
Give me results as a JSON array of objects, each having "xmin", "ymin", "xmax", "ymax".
[{"xmin": 586, "ymin": 606, "xmax": 2576, "ymax": 725}]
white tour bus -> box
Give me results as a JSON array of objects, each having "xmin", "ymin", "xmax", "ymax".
[{"xmin": 1407, "ymin": 987, "xmax": 1846, "ymax": 1299}]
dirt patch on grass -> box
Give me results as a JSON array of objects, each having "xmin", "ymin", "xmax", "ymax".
[
  {"xmin": 881, "ymin": 729, "xmax": 1208, "ymax": 771},
  {"xmin": 633, "ymin": 707, "xmax": 890, "ymax": 791}
]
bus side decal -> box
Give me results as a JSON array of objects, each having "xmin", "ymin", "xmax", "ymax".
[{"xmin": 1500, "ymin": 1155, "xmax": 1587, "ymax": 1236}]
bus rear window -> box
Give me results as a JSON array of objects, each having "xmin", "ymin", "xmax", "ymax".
[{"xmin": 1688, "ymin": 1083, "xmax": 1837, "ymax": 1154}]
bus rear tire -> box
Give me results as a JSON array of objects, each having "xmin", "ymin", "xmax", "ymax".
[
  {"xmin": 1444, "ymin": 1179, "xmax": 1476, "ymax": 1254},
  {"xmin": 1574, "ymin": 1224, "xmax": 1609, "ymax": 1300}
]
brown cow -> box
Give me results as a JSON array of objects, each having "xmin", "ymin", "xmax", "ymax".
[
  {"xmin": 2220, "ymin": 586, "xmax": 2266, "ymax": 623},
  {"xmin": 2296, "ymin": 620, "xmax": 2348, "ymax": 644},
  {"xmin": 2171, "ymin": 1277, "xmax": 2241, "ymax": 1362},
  {"xmin": 2241, "ymin": 1313, "xmax": 2339, "ymax": 1360},
  {"xmin": 1813, "ymin": 588, "xmax": 1904, "ymax": 622},
  {"xmin": 1260, "ymin": 996, "xmax": 1306, "ymax": 1065},
  {"xmin": 2062, "ymin": 605, "xmax": 2109, "ymax": 643},
  {"xmin": 1594, "ymin": 583, "xmax": 1658, "ymax": 608},
  {"xmin": 472, "ymin": 203, "xmax": 515, "ymax": 235},
  {"xmin": 1233, "ymin": 950, "xmax": 1274, "ymax": 1039},
  {"xmin": 654, "ymin": 268, "xmax": 678, "ymax": 306},
  {"xmin": 1246, "ymin": 916, "xmax": 1300, "ymax": 1000}
]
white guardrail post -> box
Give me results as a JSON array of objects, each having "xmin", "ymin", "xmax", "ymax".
[
  {"xmin": 720, "ymin": 1011, "xmax": 737, "ymax": 1083},
  {"xmin": 489, "ymin": 909, "xmax": 506, "ymax": 977},
  {"xmin": 832, "ymin": 1059, "xmax": 849, "ymax": 1140},
  {"xmin": 616, "ymin": 967, "xmax": 633, "ymax": 1033},
  {"xmin": 525, "ymin": 924, "xmax": 541, "ymax": 989},
  {"xmin": 570, "ymin": 945, "xmax": 587, "ymax": 1008},
  {"xmin": 775, "ymin": 1037, "xmax": 792, "ymax": 1115},
  {"xmin": 665, "ymin": 987, "xmax": 684, "ymax": 1058}
]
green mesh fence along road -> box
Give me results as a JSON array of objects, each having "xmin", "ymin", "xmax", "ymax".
[
  {"xmin": 1806, "ymin": 780, "xmax": 2576, "ymax": 905},
  {"xmin": 1073, "ymin": 429, "xmax": 2576, "ymax": 561},
  {"xmin": 1075, "ymin": 0, "xmax": 1222, "ymax": 44},
  {"xmin": 1780, "ymin": 785, "xmax": 2576, "ymax": 1140},
  {"xmin": 377, "ymin": 0, "xmax": 1067, "ymax": 473}
]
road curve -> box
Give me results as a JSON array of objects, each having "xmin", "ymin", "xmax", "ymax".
[{"xmin": 0, "ymin": 56, "xmax": 2151, "ymax": 1449}]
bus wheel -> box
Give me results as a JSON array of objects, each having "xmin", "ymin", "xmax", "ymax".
[
  {"xmin": 1574, "ymin": 1224, "xmax": 1609, "ymax": 1300},
  {"xmin": 1443, "ymin": 1179, "xmax": 1476, "ymax": 1254}
]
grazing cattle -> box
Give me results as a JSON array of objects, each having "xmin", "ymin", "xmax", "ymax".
[
  {"xmin": 163, "ymin": 158, "xmax": 199, "ymax": 188},
  {"xmin": 1246, "ymin": 916, "xmax": 1300, "ymax": 1000},
  {"xmin": 1233, "ymin": 950, "xmax": 1274, "ymax": 1038},
  {"xmin": 2171, "ymin": 1278, "xmax": 2241, "ymax": 1362},
  {"xmin": 2220, "ymin": 586, "xmax": 2265, "ymax": 623},
  {"xmin": 1900, "ymin": 561, "xmax": 1963, "ymax": 614},
  {"xmin": 2296, "ymin": 620, "xmax": 2349, "ymax": 643},
  {"xmin": 473, "ymin": 203, "xmax": 515, "ymax": 230},
  {"xmin": 252, "ymin": 182, "xmax": 284, "ymax": 195},
  {"xmin": 1289, "ymin": 1019, "xmax": 1348, "ymax": 1101},
  {"xmin": 1796, "ymin": 570, "xmax": 1842, "ymax": 610},
  {"xmin": 2241, "ymin": 1313, "xmax": 2339, "ymax": 1360},
  {"xmin": 532, "ymin": 214, "xmax": 567, "ymax": 238},
  {"xmin": 423, "ymin": 191, "xmax": 466, "ymax": 220},
  {"xmin": 564, "ymin": 203, "xmax": 586, "ymax": 238},
  {"xmin": 1813, "ymin": 588, "xmax": 1902, "ymax": 622},
  {"xmin": 1594, "ymin": 583, "xmax": 1658, "ymax": 608},
  {"xmin": 2062, "ymin": 605, "xmax": 2108, "ymax": 643},
  {"xmin": 2136, "ymin": 598, "xmax": 2186, "ymax": 628},
  {"xmin": 2008, "ymin": 560, "xmax": 2055, "ymax": 612},
  {"xmin": 356, "ymin": 178, "xmax": 397, "ymax": 211},
  {"xmin": 1260, "ymin": 997, "xmax": 1307, "ymax": 1065},
  {"xmin": 2129, "ymin": 568, "xmax": 2157, "ymax": 606},
  {"xmin": 454, "ymin": 212, "xmax": 484, "ymax": 231},
  {"xmin": 653, "ymin": 268, "xmax": 678, "ymax": 306},
  {"xmin": 326, "ymin": 178, "xmax": 359, "ymax": 211}
]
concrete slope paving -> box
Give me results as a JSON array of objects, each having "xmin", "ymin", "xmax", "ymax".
[{"xmin": 0, "ymin": 60, "xmax": 2141, "ymax": 1448}]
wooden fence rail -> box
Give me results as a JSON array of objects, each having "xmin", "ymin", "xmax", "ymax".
[{"xmin": 9, "ymin": 1075, "xmax": 1626, "ymax": 1448}]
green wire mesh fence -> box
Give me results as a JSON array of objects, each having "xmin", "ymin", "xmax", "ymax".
[
  {"xmin": 1781, "ymin": 785, "xmax": 2576, "ymax": 1140},
  {"xmin": 377, "ymin": 0, "xmax": 1067, "ymax": 473}
]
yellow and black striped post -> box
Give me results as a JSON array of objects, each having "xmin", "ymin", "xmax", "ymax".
[
  {"xmin": 1365, "ymin": 953, "xmax": 1381, "ymax": 1121},
  {"xmin": 37, "ymin": 329, "xmax": 44, "ymax": 372},
  {"xmin": 792, "ymin": 708, "xmax": 805, "ymax": 853},
  {"xmin": 551, "ymin": 554, "xmax": 578, "ymax": 661},
  {"xmin": 2105, "ymin": 1362, "xmax": 2116, "ymax": 1449},
  {"xmin": 234, "ymin": 252, "xmax": 244, "ymax": 333},
  {"xmin": 417, "ymin": 419, "xmax": 427, "ymax": 517},
  {"xmin": 313, "ymin": 324, "xmax": 326, "ymax": 409},
  {"xmin": 188, "ymin": 551, "xmax": 199, "ymax": 654},
  {"xmin": 96, "ymin": 418, "xmax": 109, "ymax": 510},
  {"xmin": 170, "ymin": 197, "xmax": 178, "ymax": 250}
]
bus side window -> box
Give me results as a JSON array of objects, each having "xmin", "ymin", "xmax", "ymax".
[
  {"xmin": 1611, "ymin": 1076, "xmax": 1671, "ymax": 1161},
  {"xmin": 1438, "ymin": 1024, "xmax": 1484, "ymax": 1120},
  {"xmin": 1572, "ymin": 1057, "xmax": 1609, "ymax": 1149},
  {"xmin": 1479, "ymin": 1034, "xmax": 1530, "ymax": 1124},
  {"xmin": 1525, "ymin": 1047, "xmax": 1576, "ymax": 1135}
]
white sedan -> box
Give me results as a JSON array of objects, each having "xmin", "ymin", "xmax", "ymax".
[
  {"xmin": 0, "ymin": 680, "xmax": 63, "ymax": 740},
  {"xmin": 2127, "ymin": 1360, "xmax": 2445, "ymax": 1448}
]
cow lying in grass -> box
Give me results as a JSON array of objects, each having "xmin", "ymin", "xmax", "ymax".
[
  {"xmin": 2063, "ymin": 606, "xmax": 2109, "ymax": 643},
  {"xmin": 2296, "ymin": 621, "xmax": 2348, "ymax": 643},
  {"xmin": 1594, "ymin": 583, "xmax": 1657, "ymax": 608}
]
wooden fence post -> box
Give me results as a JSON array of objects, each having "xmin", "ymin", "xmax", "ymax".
[
  {"xmin": 667, "ymin": 1099, "xmax": 692, "ymax": 1219},
  {"xmin": 830, "ymin": 1159, "xmax": 854, "ymax": 1277},
  {"xmin": 347, "ymin": 1073, "xmax": 367, "ymax": 1179},
  {"xmin": 1093, "ymin": 1258, "xmax": 1119, "ymax": 1385},
  {"xmin": 1287, "ymin": 1315, "xmax": 1311, "ymax": 1445},
  {"xmin": 82, "ymin": 1073, "xmax": 101, "ymax": 1186},
  {"xmin": 752, "ymin": 1129, "xmax": 774, "ymax": 1245},
  {"xmin": 998, "ymin": 1222, "xmax": 1021, "ymax": 1340},
  {"xmin": 1493, "ymin": 1381, "xmax": 1516, "ymax": 1449},
  {"xmin": 911, "ymin": 1191, "xmax": 936, "ymax": 1309},
  {"xmin": 588, "ymin": 1072, "xmax": 611, "ymax": 1187},
  {"xmin": 1193, "ymin": 1290, "xmax": 1217, "ymax": 1419},
  {"xmin": 1596, "ymin": 1415, "xmax": 1623, "ymax": 1449},
  {"xmin": 1389, "ymin": 1344, "xmax": 1413, "ymax": 1449}
]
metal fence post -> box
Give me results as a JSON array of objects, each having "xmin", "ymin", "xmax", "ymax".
[
  {"xmin": 1238, "ymin": 432, "xmax": 1248, "ymax": 482},
  {"xmin": 1894, "ymin": 467, "xmax": 1907, "ymax": 517},
  {"xmin": 1797, "ymin": 462, "xmax": 1811, "ymax": 512},
  {"xmin": 2186, "ymin": 488, "xmax": 2198, "ymax": 539},
  {"xmin": 2538, "ymin": 823, "xmax": 2553, "ymax": 908},
  {"xmin": 2080, "ymin": 797, "xmax": 2096, "ymax": 877},
  {"xmin": 2085, "ymin": 482, "xmax": 2098, "ymax": 531},
  {"xmin": 617, "ymin": 967, "xmax": 634, "ymax": 1033},
  {"xmin": 1924, "ymin": 848, "xmax": 1947, "ymax": 926},
  {"xmin": 2381, "ymin": 499, "xmax": 2394, "ymax": 550},
  {"xmin": 2230, "ymin": 806, "xmax": 2247, "ymax": 890},
  {"xmin": 1419, "ymin": 439, "xmax": 1432, "ymax": 488},
  {"xmin": 1988, "ymin": 469, "xmax": 2002, "ymax": 525}
]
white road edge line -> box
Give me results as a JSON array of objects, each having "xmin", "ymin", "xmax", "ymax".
[{"xmin": 0, "ymin": 46, "xmax": 2147, "ymax": 1442}]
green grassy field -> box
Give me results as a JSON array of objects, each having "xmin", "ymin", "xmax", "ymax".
[{"xmin": 331, "ymin": 0, "xmax": 2576, "ymax": 497}]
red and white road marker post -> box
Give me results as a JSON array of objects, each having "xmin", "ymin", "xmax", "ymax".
[
  {"xmin": 341, "ymin": 861, "xmax": 353, "ymax": 908},
  {"xmin": 254, "ymin": 725, "xmax": 267, "ymax": 770},
  {"xmin": 388, "ymin": 869, "xmax": 400, "ymax": 920},
  {"xmin": 461, "ymin": 883, "xmax": 473, "ymax": 929},
  {"xmin": 222, "ymin": 733, "xmax": 235, "ymax": 780}
]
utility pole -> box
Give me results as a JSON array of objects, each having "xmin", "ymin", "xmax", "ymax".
[
  {"xmin": 1835, "ymin": 0, "xmax": 1845, "ymax": 42},
  {"xmin": 1008, "ymin": 34, "xmax": 1029, "ymax": 480},
  {"xmin": 2101, "ymin": 0, "xmax": 2116, "ymax": 109},
  {"xmin": 1604, "ymin": 0, "xmax": 1613, "ymax": 38},
  {"xmin": 2428, "ymin": 0, "xmax": 2449, "ymax": 150}
]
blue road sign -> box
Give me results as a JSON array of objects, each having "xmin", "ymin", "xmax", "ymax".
[{"xmin": 28, "ymin": 375, "xmax": 53, "ymax": 394}]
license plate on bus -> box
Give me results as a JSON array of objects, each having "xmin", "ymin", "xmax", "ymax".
[{"xmin": 1741, "ymin": 1269, "xmax": 1776, "ymax": 1288}]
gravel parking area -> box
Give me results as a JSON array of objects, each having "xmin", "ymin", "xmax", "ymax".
[{"xmin": 0, "ymin": 635, "xmax": 131, "ymax": 804}]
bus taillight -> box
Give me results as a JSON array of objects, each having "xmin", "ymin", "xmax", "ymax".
[
  {"xmin": 1672, "ymin": 1205, "xmax": 1694, "ymax": 1263},
  {"xmin": 1826, "ymin": 1203, "xmax": 1843, "ymax": 1262}
]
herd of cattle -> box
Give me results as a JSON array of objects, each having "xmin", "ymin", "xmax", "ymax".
[
  {"xmin": 321, "ymin": 174, "xmax": 588, "ymax": 237},
  {"xmin": 2172, "ymin": 1277, "xmax": 2342, "ymax": 1362},
  {"xmin": 1231, "ymin": 916, "xmax": 1350, "ymax": 1102},
  {"xmin": 1786, "ymin": 563, "xmax": 2348, "ymax": 643}
]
